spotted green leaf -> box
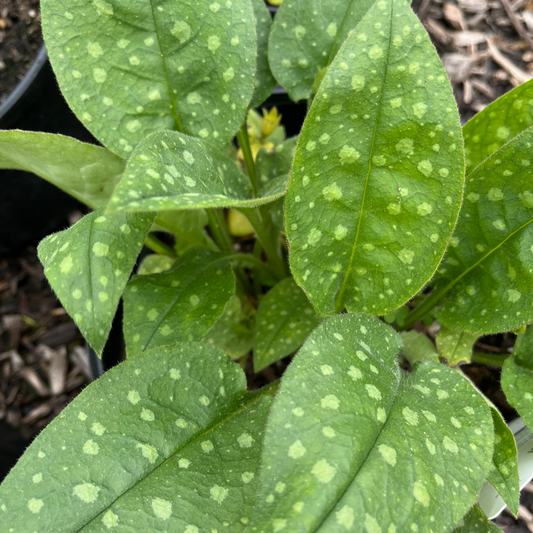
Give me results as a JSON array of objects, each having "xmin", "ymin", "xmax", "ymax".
[
  {"xmin": 251, "ymin": 0, "xmax": 276, "ymax": 108},
  {"xmin": 435, "ymin": 125, "xmax": 533, "ymax": 334},
  {"xmin": 0, "ymin": 343, "xmax": 275, "ymax": 532},
  {"xmin": 124, "ymin": 247, "xmax": 235, "ymax": 356},
  {"xmin": 464, "ymin": 79, "xmax": 533, "ymax": 174},
  {"xmin": 285, "ymin": 0, "xmax": 464, "ymax": 317},
  {"xmin": 399, "ymin": 330, "xmax": 439, "ymax": 365},
  {"xmin": 268, "ymin": 0, "xmax": 375, "ymax": 102},
  {"xmin": 137, "ymin": 254, "xmax": 175, "ymax": 275},
  {"xmin": 485, "ymin": 405, "xmax": 519, "ymax": 516},
  {"xmin": 0, "ymin": 130, "xmax": 124, "ymax": 208},
  {"xmin": 251, "ymin": 314, "xmax": 494, "ymax": 532},
  {"xmin": 37, "ymin": 203, "xmax": 154, "ymax": 356},
  {"xmin": 436, "ymin": 327, "xmax": 478, "ymax": 366},
  {"xmin": 452, "ymin": 505, "xmax": 502, "ymax": 533},
  {"xmin": 501, "ymin": 333, "xmax": 533, "ymax": 431},
  {"xmin": 253, "ymin": 278, "xmax": 322, "ymax": 372},
  {"xmin": 107, "ymin": 132, "xmax": 286, "ymax": 214},
  {"xmin": 41, "ymin": 0, "xmax": 256, "ymax": 158},
  {"xmin": 202, "ymin": 295, "xmax": 254, "ymax": 359}
]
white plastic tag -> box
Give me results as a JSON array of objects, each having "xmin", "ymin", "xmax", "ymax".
[{"xmin": 478, "ymin": 417, "xmax": 533, "ymax": 519}]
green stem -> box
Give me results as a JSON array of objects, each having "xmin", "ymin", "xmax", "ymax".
[
  {"xmin": 145, "ymin": 234, "xmax": 177, "ymax": 258},
  {"xmin": 471, "ymin": 352, "xmax": 510, "ymax": 367},
  {"xmin": 237, "ymin": 122, "xmax": 258, "ymax": 197},
  {"xmin": 239, "ymin": 208, "xmax": 287, "ymax": 280},
  {"xmin": 397, "ymin": 284, "xmax": 450, "ymax": 331},
  {"xmin": 225, "ymin": 253, "xmax": 275, "ymax": 277}
]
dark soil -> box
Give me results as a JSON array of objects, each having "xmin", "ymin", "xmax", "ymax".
[{"xmin": 0, "ymin": 0, "xmax": 42, "ymax": 105}]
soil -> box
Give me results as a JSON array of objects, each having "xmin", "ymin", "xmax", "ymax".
[{"xmin": 0, "ymin": 0, "xmax": 42, "ymax": 105}]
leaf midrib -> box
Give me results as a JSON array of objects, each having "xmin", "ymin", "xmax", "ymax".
[
  {"xmin": 334, "ymin": 2, "xmax": 393, "ymax": 314},
  {"xmin": 79, "ymin": 383, "xmax": 277, "ymax": 532}
]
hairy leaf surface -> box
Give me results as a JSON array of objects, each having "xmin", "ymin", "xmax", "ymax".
[
  {"xmin": 253, "ymin": 278, "xmax": 322, "ymax": 371},
  {"xmin": 251, "ymin": 314, "xmax": 494, "ymax": 532},
  {"xmin": 452, "ymin": 505, "xmax": 502, "ymax": 533},
  {"xmin": 41, "ymin": 0, "xmax": 256, "ymax": 157},
  {"xmin": 513, "ymin": 325, "xmax": 533, "ymax": 371},
  {"xmin": 285, "ymin": 0, "xmax": 464, "ymax": 317},
  {"xmin": 0, "ymin": 343, "xmax": 274, "ymax": 532},
  {"xmin": 400, "ymin": 330, "xmax": 439, "ymax": 365},
  {"xmin": 268, "ymin": 0, "xmax": 375, "ymax": 101},
  {"xmin": 436, "ymin": 127, "xmax": 533, "ymax": 334},
  {"xmin": 0, "ymin": 130, "xmax": 124, "ymax": 208},
  {"xmin": 137, "ymin": 254, "xmax": 175, "ymax": 275},
  {"xmin": 38, "ymin": 204, "xmax": 154, "ymax": 355},
  {"xmin": 251, "ymin": 0, "xmax": 276, "ymax": 108},
  {"xmin": 124, "ymin": 247, "xmax": 235, "ymax": 356},
  {"xmin": 486, "ymin": 406, "xmax": 519, "ymax": 515},
  {"xmin": 202, "ymin": 295, "xmax": 254, "ymax": 359},
  {"xmin": 464, "ymin": 79, "xmax": 533, "ymax": 173},
  {"xmin": 436, "ymin": 327, "xmax": 478, "ymax": 366},
  {"xmin": 108, "ymin": 132, "xmax": 286, "ymax": 214}
]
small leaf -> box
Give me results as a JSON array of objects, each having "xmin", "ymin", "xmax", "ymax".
[
  {"xmin": 253, "ymin": 278, "xmax": 322, "ymax": 371},
  {"xmin": 435, "ymin": 125, "xmax": 533, "ymax": 334},
  {"xmin": 436, "ymin": 327, "xmax": 478, "ymax": 366},
  {"xmin": 41, "ymin": 0, "xmax": 256, "ymax": 157},
  {"xmin": 37, "ymin": 203, "xmax": 154, "ymax": 355},
  {"xmin": 124, "ymin": 247, "xmax": 235, "ymax": 356},
  {"xmin": 250, "ymin": 0, "xmax": 276, "ymax": 108},
  {"xmin": 501, "ymin": 357, "xmax": 533, "ymax": 432},
  {"xmin": 202, "ymin": 295, "xmax": 253, "ymax": 359},
  {"xmin": 513, "ymin": 325, "xmax": 533, "ymax": 371},
  {"xmin": 108, "ymin": 132, "xmax": 286, "ymax": 214},
  {"xmin": 0, "ymin": 130, "xmax": 124, "ymax": 208},
  {"xmin": 137, "ymin": 254, "xmax": 175, "ymax": 275},
  {"xmin": 285, "ymin": 0, "xmax": 464, "ymax": 317},
  {"xmin": 452, "ymin": 505, "xmax": 503, "ymax": 533},
  {"xmin": 464, "ymin": 79, "xmax": 533, "ymax": 174},
  {"xmin": 251, "ymin": 314, "xmax": 494, "ymax": 532},
  {"xmin": 256, "ymin": 136, "xmax": 298, "ymax": 191},
  {"xmin": 485, "ymin": 405, "xmax": 519, "ymax": 516},
  {"xmin": 0, "ymin": 343, "xmax": 275, "ymax": 531},
  {"xmin": 400, "ymin": 330, "xmax": 440, "ymax": 365},
  {"xmin": 268, "ymin": 0, "xmax": 375, "ymax": 101}
]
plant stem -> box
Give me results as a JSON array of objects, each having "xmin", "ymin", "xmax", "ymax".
[
  {"xmin": 471, "ymin": 352, "xmax": 510, "ymax": 367},
  {"xmin": 237, "ymin": 122, "xmax": 258, "ymax": 197},
  {"xmin": 239, "ymin": 208, "xmax": 287, "ymax": 280},
  {"xmin": 397, "ymin": 284, "xmax": 450, "ymax": 331},
  {"xmin": 145, "ymin": 234, "xmax": 177, "ymax": 258}
]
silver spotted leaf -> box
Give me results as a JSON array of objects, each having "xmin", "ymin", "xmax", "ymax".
[
  {"xmin": 250, "ymin": 314, "xmax": 494, "ymax": 532},
  {"xmin": 285, "ymin": 0, "xmax": 464, "ymax": 317},
  {"xmin": 436, "ymin": 327, "xmax": 479, "ymax": 366},
  {"xmin": 0, "ymin": 130, "xmax": 124, "ymax": 208},
  {"xmin": 485, "ymin": 405, "xmax": 519, "ymax": 516},
  {"xmin": 0, "ymin": 343, "xmax": 275, "ymax": 532},
  {"xmin": 501, "ymin": 330, "xmax": 533, "ymax": 431},
  {"xmin": 268, "ymin": 0, "xmax": 375, "ymax": 102},
  {"xmin": 464, "ymin": 79, "xmax": 533, "ymax": 174},
  {"xmin": 137, "ymin": 254, "xmax": 175, "ymax": 275},
  {"xmin": 124, "ymin": 247, "xmax": 235, "ymax": 356},
  {"xmin": 253, "ymin": 277, "xmax": 322, "ymax": 372},
  {"xmin": 41, "ymin": 0, "xmax": 256, "ymax": 158},
  {"xmin": 436, "ymin": 125, "xmax": 533, "ymax": 334},
  {"xmin": 452, "ymin": 505, "xmax": 502, "ymax": 533},
  {"xmin": 107, "ymin": 131, "xmax": 286, "ymax": 214},
  {"xmin": 250, "ymin": 0, "xmax": 276, "ymax": 108},
  {"xmin": 202, "ymin": 295, "xmax": 254, "ymax": 359},
  {"xmin": 38, "ymin": 203, "xmax": 155, "ymax": 356},
  {"xmin": 400, "ymin": 330, "xmax": 439, "ymax": 365}
]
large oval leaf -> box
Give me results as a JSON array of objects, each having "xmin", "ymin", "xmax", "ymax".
[
  {"xmin": 38, "ymin": 203, "xmax": 155, "ymax": 355},
  {"xmin": 436, "ymin": 126, "xmax": 533, "ymax": 334},
  {"xmin": 124, "ymin": 247, "xmax": 235, "ymax": 356},
  {"xmin": 285, "ymin": 0, "xmax": 464, "ymax": 317},
  {"xmin": 0, "ymin": 131, "xmax": 124, "ymax": 208},
  {"xmin": 0, "ymin": 343, "xmax": 275, "ymax": 531},
  {"xmin": 41, "ymin": 0, "xmax": 256, "ymax": 157},
  {"xmin": 107, "ymin": 132, "xmax": 286, "ymax": 214},
  {"xmin": 268, "ymin": 0, "xmax": 375, "ymax": 102},
  {"xmin": 250, "ymin": 314, "xmax": 494, "ymax": 532}
]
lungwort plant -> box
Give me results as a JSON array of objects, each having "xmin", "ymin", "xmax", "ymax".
[{"xmin": 1, "ymin": 0, "xmax": 533, "ymax": 531}]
